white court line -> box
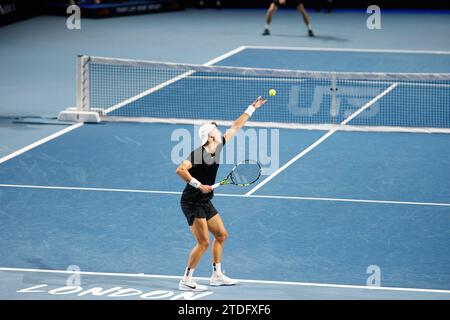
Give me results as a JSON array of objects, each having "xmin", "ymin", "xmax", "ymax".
[
  {"xmin": 0, "ymin": 123, "xmax": 84, "ymax": 165},
  {"xmin": 0, "ymin": 184, "xmax": 183, "ymax": 196},
  {"xmin": 243, "ymin": 45, "xmax": 450, "ymax": 55},
  {"xmin": 0, "ymin": 267, "xmax": 449, "ymax": 295},
  {"xmin": 245, "ymin": 83, "xmax": 399, "ymax": 196},
  {"xmin": 342, "ymin": 83, "xmax": 398, "ymax": 125},
  {"xmin": 245, "ymin": 130, "xmax": 335, "ymax": 195},
  {"xmin": 0, "ymin": 47, "xmax": 246, "ymax": 166},
  {"xmin": 1, "ymin": 184, "xmax": 449, "ymax": 207},
  {"xmin": 239, "ymin": 194, "xmax": 450, "ymax": 207},
  {"xmin": 202, "ymin": 46, "xmax": 247, "ymax": 66}
]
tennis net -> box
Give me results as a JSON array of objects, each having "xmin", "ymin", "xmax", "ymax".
[{"xmin": 59, "ymin": 55, "xmax": 450, "ymax": 133}]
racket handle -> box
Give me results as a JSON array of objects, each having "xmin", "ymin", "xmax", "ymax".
[{"xmin": 211, "ymin": 183, "xmax": 220, "ymax": 190}]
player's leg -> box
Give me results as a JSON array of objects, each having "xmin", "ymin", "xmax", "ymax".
[
  {"xmin": 263, "ymin": 2, "xmax": 279, "ymax": 35},
  {"xmin": 207, "ymin": 214, "xmax": 237, "ymax": 286},
  {"xmin": 179, "ymin": 217, "xmax": 210, "ymax": 291},
  {"xmin": 188, "ymin": 217, "xmax": 210, "ymax": 269},
  {"xmin": 297, "ymin": 3, "xmax": 314, "ymax": 36},
  {"xmin": 207, "ymin": 213, "xmax": 228, "ymax": 265}
]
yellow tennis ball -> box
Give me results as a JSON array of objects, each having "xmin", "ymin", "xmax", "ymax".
[{"xmin": 269, "ymin": 89, "xmax": 277, "ymax": 97}]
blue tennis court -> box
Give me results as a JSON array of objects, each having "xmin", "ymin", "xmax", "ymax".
[{"xmin": 1, "ymin": 44, "xmax": 450, "ymax": 300}]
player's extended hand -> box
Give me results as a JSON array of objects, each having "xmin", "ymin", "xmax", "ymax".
[
  {"xmin": 199, "ymin": 184, "xmax": 213, "ymax": 194},
  {"xmin": 251, "ymin": 96, "xmax": 267, "ymax": 109}
]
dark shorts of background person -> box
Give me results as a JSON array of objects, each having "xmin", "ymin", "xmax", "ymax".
[
  {"xmin": 272, "ymin": 0, "xmax": 310, "ymax": 7},
  {"xmin": 181, "ymin": 199, "xmax": 219, "ymax": 226}
]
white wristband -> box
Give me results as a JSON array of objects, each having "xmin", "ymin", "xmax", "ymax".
[
  {"xmin": 189, "ymin": 178, "xmax": 201, "ymax": 189},
  {"xmin": 244, "ymin": 105, "xmax": 256, "ymax": 117}
]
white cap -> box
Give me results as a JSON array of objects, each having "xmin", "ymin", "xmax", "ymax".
[{"xmin": 199, "ymin": 122, "xmax": 216, "ymax": 145}]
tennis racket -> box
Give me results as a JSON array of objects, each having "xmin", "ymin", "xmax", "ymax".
[{"xmin": 211, "ymin": 160, "xmax": 261, "ymax": 189}]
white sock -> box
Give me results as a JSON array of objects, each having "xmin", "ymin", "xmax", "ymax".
[
  {"xmin": 212, "ymin": 263, "xmax": 222, "ymax": 275},
  {"xmin": 264, "ymin": 23, "xmax": 270, "ymax": 30},
  {"xmin": 183, "ymin": 267, "xmax": 194, "ymax": 281},
  {"xmin": 307, "ymin": 23, "xmax": 313, "ymax": 31}
]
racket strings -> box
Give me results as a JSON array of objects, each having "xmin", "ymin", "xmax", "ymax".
[{"xmin": 231, "ymin": 161, "xmax": 261, "ymax": 185}]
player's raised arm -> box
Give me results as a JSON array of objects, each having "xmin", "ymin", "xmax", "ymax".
[{"xmin": 223, "ymin": 96, "xmax": 267, "ymax": 142}]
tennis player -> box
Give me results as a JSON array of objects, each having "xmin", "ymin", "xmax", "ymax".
[
  {"xmin": 176, "ymin": 96, "xmax": 267, "ymax": 291},
  {"xmin": 263, "ymin": 0, "xmax": 314, "ymax": 37}
]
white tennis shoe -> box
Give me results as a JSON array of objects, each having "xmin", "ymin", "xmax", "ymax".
[
  {"xmin": 210, "ymin": 273, "xmax": 238, "ymax": 286},
  {"xmin": 178, "ymin": 279, "xmax": 208, "ymax": 291}
]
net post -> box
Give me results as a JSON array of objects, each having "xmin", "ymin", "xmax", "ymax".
[
  {"xmin": 77, "ymin": 55, "xmax": 90, "ymax": 111},
  {"xmin": 58, "ymin": 55, "xmax": 99, "ymax": 123},
  {"xmin": 76, "ymin": 55, "xmax": 82, "ymax": 111}
]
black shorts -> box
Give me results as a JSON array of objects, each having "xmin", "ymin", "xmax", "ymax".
[
  {"xmin": 180, "ymin": 199, "xmax": 218, "ymax": 226},
  {"xmin": 273, "ymin": 0, "xmax": 307, "ymax": 7}
]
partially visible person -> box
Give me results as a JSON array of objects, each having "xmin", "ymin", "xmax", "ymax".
[{"xmin": 263, "ymin": 0, "xmax": 314, "ymax": 37}]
